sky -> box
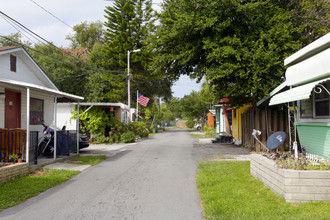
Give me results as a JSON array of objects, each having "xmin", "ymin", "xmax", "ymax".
[{"xmin": 1, "ymin": 0, "xmax": 202, "ymax": 98}]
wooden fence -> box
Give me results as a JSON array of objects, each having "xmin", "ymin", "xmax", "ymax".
[
  {"xmin": 0, "ymin": 128, "xmax": 26, "ymax": 162},
  {"xmin": 241, "ymin": 107, "xmax": 291, "ymax": 152}
]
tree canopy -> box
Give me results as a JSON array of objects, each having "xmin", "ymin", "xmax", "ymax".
[
  {"xmin": 66, "ymin": 21, "xmax": 104, "ymax": 50},
  {"xmin": 153, "ymin": 0, "xmax": 330, "ymax": 106}
]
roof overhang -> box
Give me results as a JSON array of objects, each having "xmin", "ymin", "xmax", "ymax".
[
  {"xmin": 212, "ymin": 104, "xmax": 223, "ymax": 110},
  {"xmin": 269, "ymin": 77, "xmax": 330, "ymax": 106},
  {"xmin": 0, "ymin": 78, "xmax": 84, "ymax": 100},
  {"xmin": 58, "ymin": 102, "xmax": 129, "ymax": 110}
]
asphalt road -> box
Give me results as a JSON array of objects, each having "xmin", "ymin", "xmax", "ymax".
[{"xmin": 0, "ymin": 130, "xmax": 206, "ymax": 220}]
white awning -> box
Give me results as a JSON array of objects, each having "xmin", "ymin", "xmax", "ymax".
[
  {"xmin": 269, "ymin": 78, "xmax": 330, "ymax": 106},
  {"xmin": 0, "ymin": 78, "xmax": 84, "ymax": 100}
]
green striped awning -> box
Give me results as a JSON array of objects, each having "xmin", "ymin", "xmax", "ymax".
[{"xmin": 269, "ymin": 78, "xmax": 330, "ymax": 106}]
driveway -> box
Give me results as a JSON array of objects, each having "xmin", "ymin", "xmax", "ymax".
[{"xmin": 0, "ymin": 129, "xmax": 250, "ymax": 220}]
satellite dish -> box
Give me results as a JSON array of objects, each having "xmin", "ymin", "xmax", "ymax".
[{"xmin": 266, "ymin": 131, "xmax": 287, "ymax": 150}]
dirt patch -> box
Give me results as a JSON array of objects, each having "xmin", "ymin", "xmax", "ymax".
[{"xmin": 31, "ymin": 170, "xmax": 50, "ymax": 176}]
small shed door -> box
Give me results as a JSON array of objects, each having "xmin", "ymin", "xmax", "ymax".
[{"xmin": 5, "ymin": 89, "xmax": 21, "ymax": 128}]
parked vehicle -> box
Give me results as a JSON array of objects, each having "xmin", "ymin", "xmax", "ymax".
[
  {"xmin": 37, "ymin": 122, "xmax": 89, "ymax": 157},
  {"xmin": 37, "ymin": 121, "xmax": 55, "ymax": 157},
  {"xmin": 194, "ymin": 123, "xmax": 202, "ymax": 130},
  {"xmin": 79, "ymin": 135, "xmax": 89, "ymax": 149}
]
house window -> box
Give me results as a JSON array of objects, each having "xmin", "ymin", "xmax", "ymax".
[
  {"xmin": 300, "ymin": 99, "xmax": 313, "ymax": 118},
  {"xmin": 10, "ymin": 55, "xmax": 16, "ymax": 72},
  {"xmin": 30, "ymin": 98, "xmax": 44, "ymax": 125},
  {"xmin": 314, "ymin": 81, "xmax": 330, "ymax": 118}
]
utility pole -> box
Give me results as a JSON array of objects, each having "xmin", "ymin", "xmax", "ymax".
[{"xmin": 127, "ymin": 49, "xmax": 141, "ymax": 123}]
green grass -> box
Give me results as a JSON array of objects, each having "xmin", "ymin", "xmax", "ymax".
[
  {"xmin": 67, "ymin": 155, "xmax": 106, "ymax": 166},
  {"xmin": 197, "ymin": 161, "xmax": 330, "ymax": 220},
  {"xmin": 149, "ymin": 133, "xmax": 157, "ymax": 137},
  {"xmin": 190, "ymin": 133, "xmax": 218, "ymax": 139},
  {"xmin": 0, "ymin": 169, "xmax": 79, "ymax": 211}
]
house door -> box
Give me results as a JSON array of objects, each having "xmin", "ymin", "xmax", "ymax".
[{"xmin": 5, "ymin": 89, "xmax": 21, "ymax": 128}]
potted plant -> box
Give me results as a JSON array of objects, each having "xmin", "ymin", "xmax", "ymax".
[{"xmin": 9, "ymin": 154, "xmax": 19, "ymax": 163}]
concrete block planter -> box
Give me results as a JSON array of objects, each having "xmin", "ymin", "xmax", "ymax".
[
  {"xmin": 250, "ymin": 154, "xmax": 330, "ymax": 203},
  {"xmin": 0, "ymin": 163, "xmax": 29, "ymax": 184}
]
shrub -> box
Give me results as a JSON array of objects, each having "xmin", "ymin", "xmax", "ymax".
[
  {"xmin": 204, "ymin": 126, "xmax": 215, "ymax": 135},
  {"xmin": 91, "ymin": 133, "xmax": 109, "ymax": 144},
  {"xmin": 265, "ymin": 152, "xmax": 330, "ymax": 170},
  {"xmin": 185, "ymin": 120, "xmax": 195, "ymax": 128},
  {"xmin": 121, "ymin": 131, "xmax": 136, "ymax": 143},
  {"xmin": 128, "ymin": 121, "xmax": 149, "ymax": 138}
]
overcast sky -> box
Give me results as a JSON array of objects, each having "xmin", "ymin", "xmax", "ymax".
[{"xmin": 1, "ymin": 0, "xmax": 201, "ymax": 98}]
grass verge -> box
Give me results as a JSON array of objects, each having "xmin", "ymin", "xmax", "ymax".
[
  {"xmin": 197, "ymin": 161, "xmax": 330, "ymax": 220},
  {"xmin": 67, "ymin": 155, "xmax": 106, "ymax": 166},
  {"xmin": 0, "ymin": 169, "xmax": 79, "ymax": 211},
  {"xmin": 190, "ymin": 133, "xmax": 218, "ymax": 139}
]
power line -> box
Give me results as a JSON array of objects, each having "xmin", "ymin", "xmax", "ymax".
[
  {"xmin": 0, "ymin": 12, "xmax": 48, "ymax": 46},
  {"xmin": 0, "ymin": 34, "xmax": 125, "ymax": 77},
  {"xmin": 29, "ymin": 0, "xmax": 73, "ymax": 29},
  {"xmin": 0, "ymin": 11, "xmax": 121, "ymax": 77}
]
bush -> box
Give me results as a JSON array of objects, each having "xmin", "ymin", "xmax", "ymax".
[
  {"xmin": 121, "ymin": 131, "xmax": 136, "ymax": 143},
  {"xmin": 185, "ymin": 120, "xmax": 195, "ymax": 128},
  {"xmin": 204, "ymin": 126, "xmax": 215, "ymax": 135},
  {"xmin": 128, "ymin": 121, "xmax": 149, "ymax": 138},
  {"xmin": 91, "ymin": 133, "xmax": 109, "ymax": 144}
]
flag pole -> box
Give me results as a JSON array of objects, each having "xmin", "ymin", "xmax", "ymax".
[{"xmin": 136, "ymin": 90, "xmax": 139, "ymax": 121}]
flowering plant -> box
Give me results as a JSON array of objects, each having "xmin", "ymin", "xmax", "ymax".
[{"xmin": 264, "ymin": 152, "xmax": 330, "ymax": 170}]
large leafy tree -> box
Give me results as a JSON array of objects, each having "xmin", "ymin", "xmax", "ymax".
[
  {"xmin": 0, "ymin": 33, "xmax": 32, "ymax": 47},
  {"xmin": 66, "ymin": 21, "xmax": 104, "ymax": 50},
  {"xmin": 153, "ymin": 0, "xmax": 330, "ymax": 107},
  {"xmin": 181, "ymin": 82, "xmax": 214, "ymax": 124},
  {"xmin": 88, "ymin": 0, "xmax": 173, "ymax": 104},
  {"xmin": 29, "ymin": 44, "xmax": 89, "ymax": 97}
]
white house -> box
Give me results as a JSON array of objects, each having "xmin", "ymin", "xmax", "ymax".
[{"xmin": 0, "ymin": 46, "xmax": 84, "ymax": 163}]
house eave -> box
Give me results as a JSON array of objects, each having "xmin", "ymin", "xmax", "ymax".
[{"xmin": 0, "ymin": 78, "xmax": 83, "ymax": 100}]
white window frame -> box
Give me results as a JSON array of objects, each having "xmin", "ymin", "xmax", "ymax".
[{"xmin": 298, "ymin": 82, "xmax": 330, "ymax": 123}]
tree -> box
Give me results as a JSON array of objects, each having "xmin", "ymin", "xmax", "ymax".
[
  {"xmin": 88, "ymin": 0, "xmax": 173, "ymax": 104},
  {"xmin": 66, "ymin": 21, "xmax": 104, "ymax": 50},
  {"xmin": 29, "ymin": 44, "xmax": 89, "ymax": 97},
  {"xmin": 0, "ymin": 32, "xmax": 32, "ymax": 47},
  {"xmin": 153, "ymin": 0, "xmax": 330, "ymax": 107},
  {"xmin": 181, "ymin": 82, "xmax": 214, "ymax": 125}
]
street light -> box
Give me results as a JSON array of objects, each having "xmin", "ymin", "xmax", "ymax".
[{"xmin": 127, "ymin": 49, "xmax": 141, "ymax": 123}]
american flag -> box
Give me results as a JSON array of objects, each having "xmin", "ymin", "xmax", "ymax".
[{"xmin": 138, "ymin": 92, "xmax": 149, "ymax": 107}]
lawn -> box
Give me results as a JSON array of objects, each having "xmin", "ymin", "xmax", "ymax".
[
  {"xmin": 190, "ymin": 133, "xmax": 218, "ymax": 139},
  {"xmin": 67, "ymin": 155, "xmax": 106, "ymax": 166},
  {"xmin": 0, "ymin": 155, "xmax": 107, "ymax": 211},
  {"xmin": 0, "ymin": 169, "xmax": 79, "ymax": 211},
  {"xmin": 197, "ymin": 161, "xmax": 330, "ymax": 220}
]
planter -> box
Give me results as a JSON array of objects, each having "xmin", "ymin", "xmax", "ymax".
[
  {"xmin": 250, "ymin": 154, "xmax": 330, "ymax": 203},
  {"xmin": 0, "ymin": 163, "xmax": 29, "ymax": 184}
]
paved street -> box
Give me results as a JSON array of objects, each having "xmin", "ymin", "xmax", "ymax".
[{"xmin": 0, "ymin": 129, "xmax": 250, "ymax": 220}]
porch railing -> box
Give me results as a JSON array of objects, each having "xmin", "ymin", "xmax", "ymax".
[
  {"xmin": 0, "ymin": 129, "xmax": 39, "ymax": 164},
  {"xmin": 0, "ymin": 129, "xmax": 79, "ymax": 164},
  {"xmin": 0, "ymin": 128, "xmax": 26, "ymax": 162}
]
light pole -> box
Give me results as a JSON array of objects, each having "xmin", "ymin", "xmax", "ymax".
[{"xmin": 127, "ymin": 49, "xmax": 141, "ymax": 123}]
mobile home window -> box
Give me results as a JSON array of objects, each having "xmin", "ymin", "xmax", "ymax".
[
  {"xmin": 299, "ymin": 99, "xmax": 313, "ymax": 118},
  {"xmin": 314, "ymin": 81, "xmax": 330, "ymax": 117}
]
